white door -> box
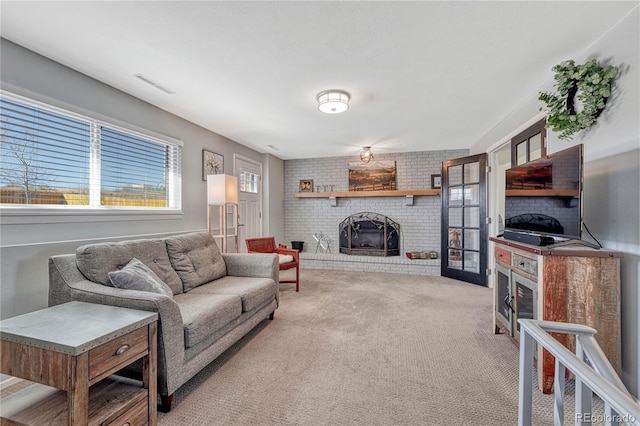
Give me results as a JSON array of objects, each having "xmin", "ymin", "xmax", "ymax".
[{"xmin": 234, "ymin": 155, "xmax": 262, "ymax": 253}]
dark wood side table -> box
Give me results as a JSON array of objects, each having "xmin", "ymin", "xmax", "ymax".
[{"xmin": 0, "ymin": 301, "xmax": 158, "ymax": 425}]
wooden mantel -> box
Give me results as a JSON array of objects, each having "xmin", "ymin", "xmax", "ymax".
[{"xmin": 295, "ymin": 189, "xmax": 440, "ymax": 198}]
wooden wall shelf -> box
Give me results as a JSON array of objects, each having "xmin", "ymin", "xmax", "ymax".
[{"xmin": 295, "ymin": 189, "xmax": 440, "ymax": 198}]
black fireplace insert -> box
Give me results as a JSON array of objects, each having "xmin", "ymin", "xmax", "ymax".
[{"xmin": 339, "ymin": 212, "xmax": 400, "ymax": 256}]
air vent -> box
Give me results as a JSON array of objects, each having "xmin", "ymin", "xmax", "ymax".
[
  {"xmin": 134, "ymin": 74, "xmax": 175, "ymax": 95},
  {"xmin": 267, "ymin": 144, "xmax": 280, "ymax": 151}
]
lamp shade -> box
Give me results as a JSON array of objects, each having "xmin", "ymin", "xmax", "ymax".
[{"xmin": 207, "ymin": 174, "xmax": 238, "ymax": 205}]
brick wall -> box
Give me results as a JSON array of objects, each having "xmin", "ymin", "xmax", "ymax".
[{"xmin": 283, "ymin": 149, "xmax": 468, "ymax": 273}]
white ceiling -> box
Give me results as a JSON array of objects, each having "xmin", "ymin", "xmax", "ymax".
[{"xmin": 1, "ymin": 1, "xmax": 637, "ymax": 160}]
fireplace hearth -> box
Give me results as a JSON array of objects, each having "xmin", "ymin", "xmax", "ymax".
[{"xmin": 339, "ymin": 212, "xmax": 400, "ymax": 256}]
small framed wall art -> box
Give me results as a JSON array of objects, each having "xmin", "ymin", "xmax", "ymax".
[
  {"xmin": 431, "ymin": 174, "xmax": 442, "ymax": 189},
  {"xmin": 202, "ymin": 150, "xmax": 224, "ymax": 181},
  {"xmin": 299, "ymin": 179, "xmax": 314, "ymax": 192}
]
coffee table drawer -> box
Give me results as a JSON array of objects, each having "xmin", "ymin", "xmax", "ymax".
[{"xmin": 89, "ymin": 327, "xmax": 148, "ymax": 379}]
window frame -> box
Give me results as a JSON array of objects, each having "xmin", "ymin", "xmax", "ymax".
[
  {"xmin": 239, "ymin": 170, "xmax": 260, "ymax": 194},
  {"xmin": 510, "ymin": 119, "xmax": 547, "ymax": 167},
  {"xmin": 0, "ymin": 91, "xmax": 183, "ymax": 222}
]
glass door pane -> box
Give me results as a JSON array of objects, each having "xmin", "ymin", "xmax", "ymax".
[
  {"xmin": 514, "ymin": 273, "xmax": 537, "ymax": 338},
  {"xmin": 516, "ymin": 142, "xmax": 528, "ymax": 165},
  {"xmin": 529, "ymin": 132, "xmax": 542, "ymax": 161},
  {"xmin": 497, "ymin": 269, "xmax": 511, "ymax": 322}
]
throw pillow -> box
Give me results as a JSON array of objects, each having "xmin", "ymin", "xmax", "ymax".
[
  {"xmin": 108, "ymin": 258, "xmax": 173, "ymax": 297},
  {"xmin": 76, "ymin": 238, "xmax": 183, "ymax": 295}
]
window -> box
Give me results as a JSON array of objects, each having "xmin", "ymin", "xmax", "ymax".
[
  {"xmin": 239, "ymin": 171, "xmax": 259, "ymax": 193},
  {"xmin": 0, "ymin": 93, "xmax": 181, "ymax": 210},
  {"xmin": 511, "ymin": 119, "xmax": 546, "ymax": 166}
]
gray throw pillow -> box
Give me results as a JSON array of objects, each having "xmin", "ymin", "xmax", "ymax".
[{"xmin": 108, "ymin": 258, "xmax": 173, "ymax": 297}]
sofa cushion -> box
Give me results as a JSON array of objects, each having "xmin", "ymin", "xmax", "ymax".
[
  {"xmin": 277, "ymin": 254, "xmax": 294, "ymax": 264},
  {"xmin": 108, "ymin": 258, "xmax": 173, "ymax": 297},
  {"xmin": 165, "ymin": 232, "xmax": 226, "ymax": 292},
  {"xmin": 189, "ymin": 276, "xmax": 276, "ymax": 312},
  {"xmin": 76, "ymin": 239, "xmax": 183, "ymax": 295},
  {"xmin": 173, "ymin": 293, "xmax": 242, "ymax": 348}
]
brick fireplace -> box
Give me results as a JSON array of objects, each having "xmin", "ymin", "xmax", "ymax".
[{"xmin": 283, "ymin": 149, "xmax": 469, "ymax": 275}]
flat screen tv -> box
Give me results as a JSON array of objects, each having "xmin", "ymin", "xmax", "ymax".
[{"xmin": 504, "ymin": 144, "xmax": 583, "ymax": 241}]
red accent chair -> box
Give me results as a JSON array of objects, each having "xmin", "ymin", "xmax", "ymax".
[{"xmin": 245, "ymin": 237, "xmax": 300, "ymax": 292}]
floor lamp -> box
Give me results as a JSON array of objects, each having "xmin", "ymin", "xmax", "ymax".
[{"xmin": 207, "ymin": 174, "xmax": 238, "ymax": 253}]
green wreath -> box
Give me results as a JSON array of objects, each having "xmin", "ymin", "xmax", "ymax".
[{"xmin": 538, "ymin": 59, "xmax": 618, "ymax": 140}]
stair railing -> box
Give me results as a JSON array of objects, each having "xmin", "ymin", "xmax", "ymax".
[{"xmin": 518, "ymin": 319, "xmax": 640, "ymax": 426}]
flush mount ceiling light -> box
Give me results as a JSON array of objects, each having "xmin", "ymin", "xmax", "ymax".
[
  {"xmin": 360, "ymin": 146, "xmax": 374, "ymax": 163},
  {"xmin": 316, "ymin": 90, "xmax": 350, "ymax": 114}
]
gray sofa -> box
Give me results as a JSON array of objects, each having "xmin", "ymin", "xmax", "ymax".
[{"xmin": 48, "ymin": 231, "xmax": 279, "ymax": 412}]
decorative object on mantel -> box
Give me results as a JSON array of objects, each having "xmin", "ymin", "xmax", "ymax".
[
  {"xmin": 538, "ymin": 59, "xmax": 619, "ymax": 140},
  {"xmin": 313, "ymin": 232, "xmax": 332, "ymax": 253},
  {"xmin": 430, "ymin": 174, "xmax": 441, "ymax": 189},
  {"xmin": 316, "ymin": 90, "xmax": 350, "ymax": 114},
  {"xmin": 348, "ymin": 160, "xmax": 396, "ymax": 192},
  {"xmin": 360, "ymin": 146, "xmax": 374, "ymax": 163},
  {"xmin": 295, "ymin": 189, "xmax": 439, "ymax": 198},
  {"xmin": 406, "ymin": 251, "xmax": 438, "ymax": 260},
  {"xmin": 299, "ymin": 179, "xmax": 313, "ymax": 192}
]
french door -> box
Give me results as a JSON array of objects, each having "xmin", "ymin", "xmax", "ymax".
[{"xmin": 441, "ymin": 153, "xmax": 488, "ymax": 286}]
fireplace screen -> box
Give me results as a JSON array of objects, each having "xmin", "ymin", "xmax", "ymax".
[{"xmin": 339, "ymin": 212, "xmax": 400, "ymax": 256}]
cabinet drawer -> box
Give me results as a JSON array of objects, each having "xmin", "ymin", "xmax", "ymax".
[
  {"xmin": 512, "ymin": 253, "xmax": 537, "ymax": 277},
  {"xmin": 495, "ymin": 247, "xmax": 511, "ymax": 264},
  {"xmin": 89, "ymin": 327, "xmax": 148, "ymax": 379},
  {"xmin": 108, "ymin": 397, "xmax": 148, "ymax": 426}
]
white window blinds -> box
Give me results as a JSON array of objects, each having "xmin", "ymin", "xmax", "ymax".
[
  {"xmin": 1, "ymin": 97, "xmax": 91, "ymax": 205},
  {"xmin": 0, "ymin": 93, "xmax": 182, "ymax": 210}
]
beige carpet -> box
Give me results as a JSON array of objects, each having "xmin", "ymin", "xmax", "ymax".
[{"xmin": 158, "ymin": 268, "xmax": 602, "ymax": 425}]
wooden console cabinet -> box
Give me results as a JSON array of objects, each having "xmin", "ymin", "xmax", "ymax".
[
  {"xmin": 0, "ymin": 301, "xmax": 158, "ymax": 425},
  {"xmin": 490, "ymin": 237, "xmax": 621, "ymax": 394}
]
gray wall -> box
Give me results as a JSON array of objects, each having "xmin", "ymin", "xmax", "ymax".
[
  {"xmin": 472, "ymin": 8, "xmax": 640, "ymax": 397},
  {"xmin": 0, "ymin": 39, "xmax": 285, "ymax": 319}
]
